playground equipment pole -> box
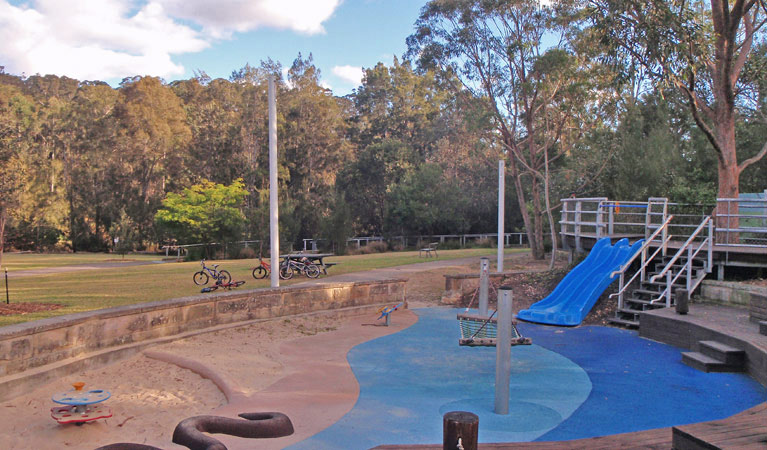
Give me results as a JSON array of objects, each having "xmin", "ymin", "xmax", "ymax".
[
  {"xmin": 268, "ymin": 75, "xmax": 280, "ymax": 288},
  {"xmin": 495, "ymin": 287, "xmax": 512, "ymax": 414},
  {"xmin": 497, "ymin": 160, "xmax": 505, "ymax": 272},
  {"xmin": 479, "ymin": 257, "xmax": 489, "ymax": 317}
]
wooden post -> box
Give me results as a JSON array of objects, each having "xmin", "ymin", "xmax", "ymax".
[
  {"xmin": 443, "ymin": 411, "xmax": 478, "ymax": 450},
  {"xmin": 676, "ymin": 289, "xmax": 689, "ymax": 315}
]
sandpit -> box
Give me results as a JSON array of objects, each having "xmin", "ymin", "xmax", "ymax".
[{"xmin": 0, "ymin": 311, "xmax": 416, "ymax": 450}]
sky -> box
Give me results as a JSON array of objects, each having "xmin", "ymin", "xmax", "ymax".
[{"xmin": 0, "ymin": 0, "xmax": 429, "ymax": 96}]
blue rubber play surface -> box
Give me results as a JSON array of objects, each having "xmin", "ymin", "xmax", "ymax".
[{"xmin": 288, "ymin": 308, "xmax": 766, "ymax": 449}]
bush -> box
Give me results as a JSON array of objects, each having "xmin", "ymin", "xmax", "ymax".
[
  {"xmin": 348, "ymin": 240, "xmax": 389, "ymax": 255},
  {"xmin": 238, "ymin": 246, "xmax": 256, "ymax": 259}
]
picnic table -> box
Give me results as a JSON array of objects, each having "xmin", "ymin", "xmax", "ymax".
[{"xmin": 280, "ymin": 253, "xmax": 338, "ymax": 275}]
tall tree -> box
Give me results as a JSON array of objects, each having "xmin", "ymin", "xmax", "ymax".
[
  {"xmin": 0, "ymin": 83, "xmax": 34, "ymax": 267},
  {"xmin": 407, "ymin": 0, "xmax": 599, "ymax": 260},
  {"xmin": 111, "ymin": 77, "xmax": 192, "ymax": 240},
  {"xmin": 590, "ymin": 0, "xmax": 767, "ymax": 208}
]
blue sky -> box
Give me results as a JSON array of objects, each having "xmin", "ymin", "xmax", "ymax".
[{"xmin": 0, "ymin": 0, "xmax": 428, "ymax": 95}]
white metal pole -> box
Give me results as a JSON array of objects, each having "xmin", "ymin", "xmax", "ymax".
[
  {"xmin": 497, "ymin": 160, "xmax": 505, "ymax": 272},
  {"xmin": 495, "ymin": 287, "xmax": 512, "ymax": 415},
  {"xmin": 268, "ymin": 75, "xmax": 280, "ymax": 288},
  {"xmin": 479, "ymin": 257, "xmax": 489, "ymax": 317}
]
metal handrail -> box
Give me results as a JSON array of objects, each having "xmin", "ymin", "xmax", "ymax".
[
  {"xmin": 610, "ymin": 215, "xmax": 674, "ymax": 279},
  {"xmin": 650, "ymin": 217, "xmax": 713, "ymax": 305},
  {"xmin": 608, "ymin": 215, "xmax": 674, "ymax": 309},
  {"xmin": 650, "ymin": 217, "xmax": 712, "ymax": 283}
]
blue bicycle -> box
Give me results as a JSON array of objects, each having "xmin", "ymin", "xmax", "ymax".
[{"xmin": 193, "ymin": 260, "xmax": 232, "ymax": 286}]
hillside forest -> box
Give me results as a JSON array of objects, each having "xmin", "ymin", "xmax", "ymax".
[{"xmin": 1, "ymin": 1, "xmax": 766, "ymax": 261}]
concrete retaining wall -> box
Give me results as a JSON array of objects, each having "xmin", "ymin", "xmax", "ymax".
[
  {"xmin": 700, "ymin": 280, "xmax": 767, "ymax": 321},
  {"xmin": 0, "ymin": 279, "xmax": 405, "ymax": 401},
  {"xmin": 441, "ymin": 270, "xmax": 548, "ymax": 304}
]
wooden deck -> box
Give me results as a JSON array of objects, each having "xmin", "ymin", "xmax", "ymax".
[
  {"xmin": 372, "ymin": 403, "xmax": 767, "ymax": 450},
  {"xmin": 562, "ymin": 233, "xmax": 767, "ymax": 271},
  {"xmin": 673, "ymin": 402, "xmax": 767, "ymax": 449}
]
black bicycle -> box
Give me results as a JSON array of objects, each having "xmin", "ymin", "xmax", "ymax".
[
  {"xmin": 278, "ymin": 256, "xmax": 321, "ymax": 280},
  {"xmin": 193, "ymin": 260, "xmax": 232, "ymax": 286}
]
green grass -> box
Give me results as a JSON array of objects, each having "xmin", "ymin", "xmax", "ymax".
[
  {"xmin": 1, "ymin": 252, "xmax": 165, "ymax": 271},
  {"xmin": 0, "ymin": 248, "xmax": 518, "ymax": 327}
]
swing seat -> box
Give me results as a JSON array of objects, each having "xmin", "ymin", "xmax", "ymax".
[{"xmin": 457, "ymin": 312, "xmax": 532, "ymax": 347}]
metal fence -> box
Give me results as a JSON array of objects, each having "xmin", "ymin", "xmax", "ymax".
[
  {"xmin": 304, "ymin": 233, "xmax": 529, "ymax": 252},
  {"xmin": 561, "ymin": 195, "xmax": 767, "ymax": 250}
]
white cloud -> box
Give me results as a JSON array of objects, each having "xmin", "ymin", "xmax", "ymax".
[
  {"xmin": 0, "ymin": 0, "xmax": 342, "ymax": 81},
  {"xmin": 331, "ymin": 65, "xmax": 362, "ymax": 86},
  {"xmin": 156, "ymin": 0, "xmax": 343, "ymax": 38},
  {"xmin": 0, "ymin": 0, "xmax": 207, "ymax": 80}
]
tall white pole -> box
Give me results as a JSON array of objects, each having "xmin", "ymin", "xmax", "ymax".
[
  {"xmin": 497, "ymin": 160, "xmax": 505, "ymax": 272},
  {"xmin": 479, "ymin": 257, "xmax": 489, "ymax": 317},
  {"xmin": 268, "ymin": 76, "xmax": 280, "ymax": 288},
  {"xmin": 495, "ymin": 287, "xmax": 512, "ymax": 414}
]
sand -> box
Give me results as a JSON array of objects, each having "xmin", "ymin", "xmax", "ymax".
[
  {"xmin": 0, "ymin": 257, "xmax": 494, "ymax": 449},
  {"xmin": 0, "ymin": 305, "xmax": 419, "ymax": 450}
]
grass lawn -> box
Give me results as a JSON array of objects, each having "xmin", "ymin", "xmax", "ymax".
[
  {"xmin": 0, "ymin": 248, "xmax": 521, "ymax": 327},
  {"xmin": 1, "ymin": 252, "xmax": 165, "ymax": 271}
]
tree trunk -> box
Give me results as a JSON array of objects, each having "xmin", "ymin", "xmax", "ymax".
[
  {"xmin": 506, "ymin": 148, "xmax": 542, "ymax": 260},
  {"xmin": 529, "ymin": 176, "xmax": 545, "ymax": 260},
  {"xmin": 714, "ymin": 109, "xmax": 740, "ymax": 244}
]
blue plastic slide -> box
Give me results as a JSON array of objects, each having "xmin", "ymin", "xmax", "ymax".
[{"xmin": 517, "ymin": 237, "xmax": 643, "ymax": 326}]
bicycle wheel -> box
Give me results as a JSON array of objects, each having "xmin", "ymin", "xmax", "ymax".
[
  {"xmin": 304, "ymin": 264, "xmax": 321, "ymax": 278},
  {"xmin": 217, "ymin": 270, "xmax": 232, "ymax": 285},
  {"xmin": 252, "ymin": 266, "xmax": 268, "ymax": 279},
  {"xmin": 279, "ymin": 264, "xmax": 294, "ymax": 280},
  {"xmin": 193, "ymin": 271, "xmax": 209, "ymax": 285}
]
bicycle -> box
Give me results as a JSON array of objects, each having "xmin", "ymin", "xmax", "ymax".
[
  {"xmin": 193, "ymin": 260, "xmax": 232, "ymax": 286},
  {"xmin": 201, "ymin": 280, "xmax": 246, "ymax": 293},
  {"xmin": 278, "ymin": 256, "xmax": 321, "ymax": 279},
  {"xmin": 252, "ymin": 257, "xmax": 271, "ymax": 279}
]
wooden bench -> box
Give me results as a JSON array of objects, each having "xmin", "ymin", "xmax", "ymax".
[
  {"xmin": 321, "ymin": 262, "xmax": 338, "ymax": 275},
  {"xmin": 419, "ymin": 243, "xmax": 438, "ymax": 258}
]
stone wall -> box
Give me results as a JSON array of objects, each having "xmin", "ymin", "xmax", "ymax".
[
  {"xmin": 0, "ymin": 279, "xmax": 405, "ymax": 400},
  {"xmin": 700, "ymin": 280, "xmax": 767, "ymax": 321},
  {"xmin": 441, "ymin": 271, "xmax": 548, "ymax": 305}
]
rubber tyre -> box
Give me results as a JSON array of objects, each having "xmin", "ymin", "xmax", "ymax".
[
  {"xmin": 193, "ymin": 271, "xmax": 209, "ymax": 285},
  {"xmin": 252, "ymin": 266, "xmax": 268, "ymax": 279},
  {"xmin": 217, "ymin": 270, "xmax": 232, "ymax": 285},
  {"xmin": 279, "ymin": 265, "xmax": 294, "ymax": 280},
  {"xmin": 304, "ymin": 264, "xmax": 321, "ymax": 278}
]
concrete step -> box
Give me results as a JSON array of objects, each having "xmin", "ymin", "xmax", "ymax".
[
  {"xmin": 608, "ymin": 317, "xmax": 639, "ymax": 328},
  {"xmin": 760, "ymin": 321, "xmax": 767, "ymax": 336},
  {"xmin": 681, "ymin": 352, "xmax": 744, "ymax": 373},
  {"xmin": 626, "ymin": 293, "xmax": 667, "ymax": 305},
  {"xmin": 699, "ymin": 341, "xmax": 745, "ymax": 367}
]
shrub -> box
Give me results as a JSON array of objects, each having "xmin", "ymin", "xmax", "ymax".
[{"xmin": 238, "ymin": 246, "xmax": 256, "ymax": 259}]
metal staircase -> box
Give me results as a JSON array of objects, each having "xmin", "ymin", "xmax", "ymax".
[{"xmin": 608, "ymin": 215, "xmax": 714, "ymax": 328}]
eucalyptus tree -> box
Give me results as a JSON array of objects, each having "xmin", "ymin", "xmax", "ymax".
[
  {"xmin": 0, "ymin": 83, "xmax": 34, "ymax": 267},
  {"xmin": 589, "ymin": 0, "xmax": 767, "ymax": 212},
  {"xmin": 407, "ymin": 0, "xmax": 603, "ymax": 260},
  {"xmin": 111, "ymin": 76, "xmax": 192, "ymax": 240},
  {"xmin": 281, "ymin": 54, "xmax": 352, "ymax": 243}
]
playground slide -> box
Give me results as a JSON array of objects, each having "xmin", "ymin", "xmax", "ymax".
[{"xmin": 517, "ymin": 237, "xmax": 643, "ymax": 326}]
